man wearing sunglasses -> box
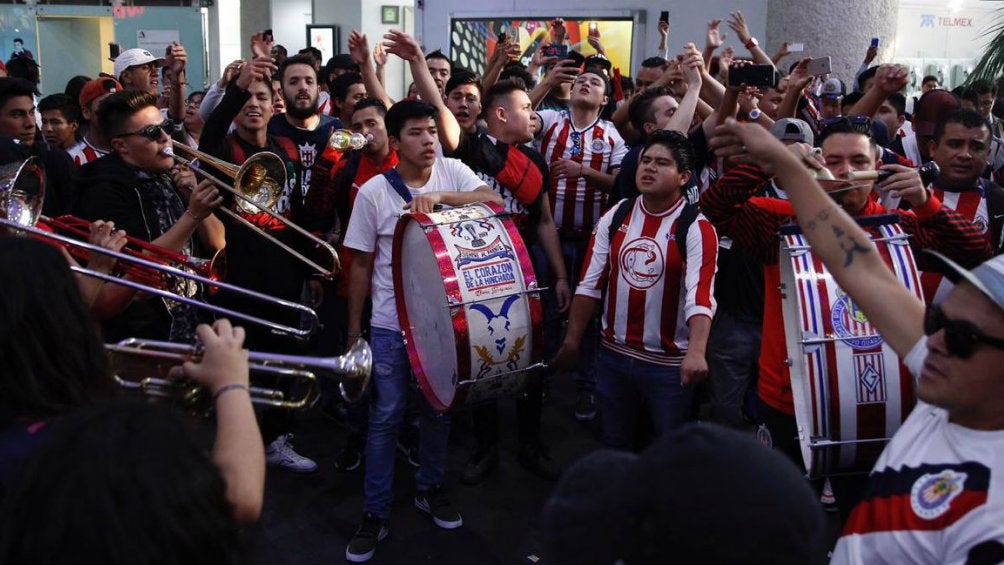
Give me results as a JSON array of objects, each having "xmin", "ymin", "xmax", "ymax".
[
  {"xmin": 711, "ymin": 117, "xmax": 1004, "ymax": 565},
  {"xmin": 74, "ymin": 90, "xmax": 224, "ymax": 344},
  {"xmin": 700, "ymin": 117, "xmax": 991, "ymax": 518}
]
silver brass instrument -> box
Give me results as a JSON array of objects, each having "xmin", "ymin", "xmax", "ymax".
[
  {"xmin": 166, "ymin": 142, "xmax": 340, "ymax": 278},
  {"xmin": 107, "ymin": 337, "xmax": 373, "ymax": 408},
  {"xmin": 0, "ymin": 158, "xmax": 321, "ymax": 339}
]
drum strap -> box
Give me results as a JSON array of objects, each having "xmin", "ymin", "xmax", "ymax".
[
  {"xmin": 607, "ymin": 197, "xmax": 699, "ymax": 260},
  {"xmin": 383, "ymin": 168, "xmax": 413, "ymax": 203}
]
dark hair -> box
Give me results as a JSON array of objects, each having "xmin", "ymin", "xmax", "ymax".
[
  {"xmin": 856, "ymin": 65, "xmax": 878, "ymax": 92},
  {"xmin": 971, "ymin": 79, "xmax": 997, "ymax": 97},
  {"xmin": 960, "ymin": 88, "xmax": 979, "ymax": 106},
  {"xmin": 38, "ymin": 93, "xmax": 81, "ymax": 124},
  {"xmin": 0, "ymin": 77, "xmax": 36, "ymax": 110},
  {"xmin": 385, "ymin": 99, "xmax": 438, "ymax": 139},
  {"xmin": 884, "ymin": 92, "xmax": 906, "ymax": 117},
  {"xmin": 642, "ymin": 129, "xmax": 695, "ymax": 174},
  {"xmin": 277, "ymin": 54, "xmax": 318, "ymax": 84},
  {"xmin": 97, "ymin": 90, "xmax": 158, "ymax": 139},
  {"xmin": 922, "ymin": 74, "xmax": 939, "ymax": 85},
  {"xmin": 482, "ymin": 79, "xmax": 528, "ymax": 119},
  {"xmin": 5, "ymin": 58, "xmax": 39, "ymax": 86},
  {"xmin": 64, "ymin": 75, "xmax": 91, "ymax": 106},
  {"xmin": 817, "ymin": 115, "xmax": 876, "ymax": 149},
  {"xmin": 933, "ymin": 108, "xmax": 991, "ymax": 143},
  {"xmin": 425, "ymin": 49, "xmax": 452, "ymax": 67},
  {"xmin": 186, "ymin": 90, "xmax": 206, "ymax": 104},
  {"xmin": 499, "ymin": 66, "xmax": 535, "ymax": 89},
  {"xmin": 628, "ymin": 85, "xmax": 674, "ymax": 133},
  {"xmin": 0, "ymin": 238, "xmax": 115, "ymax": 420},
  {"xmin": 297, "ymin": 46, "xmax": 322, "ymax": 65},
  {"xmin": 841, "ymin": 91, "xmax": 864, "ymax": 110},
  {"xmin": 640, "ymin": 56, "xmax": 669, "ymax": 71},
  {"xmin": 351, "ymin": 97, "xmax": 388, "ymax": 119},
  {"xmin": 330, "ymin": 71, "xmax": 363, "ymax": 101},
  {"xmin": 13, "ymin": 38, "xmax": 22, "ymax": 45},
  {"xmin": 271, "ymin": 44, "xmax": 287, "ymax": 57},
  {"xmin": 445, "ymin": 69, "xmax": 482, "ymax": 98},
  {"xmin": 0, "ymin": 402, "xmax": 246, "ymax": 565}
]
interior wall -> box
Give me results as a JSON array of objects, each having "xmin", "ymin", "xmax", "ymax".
[{"xmin": 272, "ymin": 0, "xmax": 314, "ymax": 54}]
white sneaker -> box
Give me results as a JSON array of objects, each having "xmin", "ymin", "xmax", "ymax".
[{"xmin": 266, "ymin": 433, "xmax": 318, "ymax": 473}]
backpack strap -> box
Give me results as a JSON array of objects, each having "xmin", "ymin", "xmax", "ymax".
[
  {"xmin": 674, "ymin": 202, "xmax": 701, "ymax": 261},
  {"xmin": 607, "ymin": 197, "xmax": 636, "ymax": 246},
  {"xmin": 382, "ymin": 168, "xmax": 413, "ymax": 203},
  {"xmin": 987, "ymin": 180, "xmax": 1004, "ymax": 255}
]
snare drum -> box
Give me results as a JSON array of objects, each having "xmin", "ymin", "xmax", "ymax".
[
  {"xmin": 779, "ymin": 215, "xmax": 919, "ymax": 478},
  {"xmin": 392, "ymin": 202, "xmax": 543, "ymax": 411}
]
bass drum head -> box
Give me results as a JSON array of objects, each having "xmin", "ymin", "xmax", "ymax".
[{"xmin": 394, "ymin": 216, "xmax": 457, "ymax": 410}]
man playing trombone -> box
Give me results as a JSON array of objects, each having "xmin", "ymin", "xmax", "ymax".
[{"xmin": 74, "ymin": 90, "xmax": 225, "ymax": 343}]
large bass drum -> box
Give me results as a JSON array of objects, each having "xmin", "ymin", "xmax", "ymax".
[
  {"xmin": 392, "ymin": 202, "xmax": 543, "ymax": 411},
  {"xmin": 779, "ymin": 215, "xmax": 919, "ymax": 478}
]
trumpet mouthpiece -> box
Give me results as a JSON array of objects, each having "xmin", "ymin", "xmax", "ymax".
[{"xmin": 161, "ymin": 147, "xmax": 176, "ymax": 158}]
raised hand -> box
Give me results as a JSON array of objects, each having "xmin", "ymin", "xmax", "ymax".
[
  {"xmin": 382, "ymin": 29, "xmax": 424, "ymax": 62},
  {"xmin": 706, "ymin": 19, "xmax": 726, "ymax": 50},
  {"xmin": 165, "ymin": 42, "xmax": 187, "ymax": 74},
  {"xmin": 348, "ymin": 30, "xmax": 371, "ymax": 65},
  {"xmin": 727, "ymin": 11, "xmax": 752, "ymax": 46}
]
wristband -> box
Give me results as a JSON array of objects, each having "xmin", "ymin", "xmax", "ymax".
[
  {"xmin": 186, "ymin": 209, "xmax": 205, "ymax": 221},
  {"xmin": 213, "ymin": 383, "xmax": 249, "ymax": 401},
  {"xmin": 744, "ymin": 37, "xmax": 758, "ymax": 50}
]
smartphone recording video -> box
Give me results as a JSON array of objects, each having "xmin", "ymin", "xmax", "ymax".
[
  {"xmin": 728, "ymin": 64, "xmax": 781, "ymax": 89},
  {"xmin": 542, "ymin": 44, "xmax": 569, "ymax": 58}
]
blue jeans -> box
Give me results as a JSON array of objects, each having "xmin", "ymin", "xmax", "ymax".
[
  {"xmin": 364, "ymin": 327, "xmax": 451, "ymax": 518},
  {"xmin": 595, "ymin": 346, "xmax": 691, "ymax": 449},
  {"xmin": 707, "ymin": 310, "xmax": 762, "ymax": 429}
]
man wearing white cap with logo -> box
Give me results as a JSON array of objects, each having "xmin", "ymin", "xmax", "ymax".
[
  {"xmin": 114, "ymin": 44, "xmax": 188, "ymax": 128},
  {"xmin": 712, "ymin": 118, "xmax": 1004, "ymax": 565},
  {"xmin": 818, "ymin": 77, "xmax": 844, "ymax": 120}
]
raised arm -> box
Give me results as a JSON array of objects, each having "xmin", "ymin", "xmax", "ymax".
[
  {"xmin": 709, "ymin": 119, "xmax": 925, "ymax": 356},
  {"xmin": 702, "ymin": 19, "xmax": 725, "ymax": 69},
  {"xmin": 178, "ymin": 319, "xmax": 264, "ymax": 524},
  {"xmin": 349, "ymin": 30, "xmax": 394, "ymax": 109},
  {"xmin": 483, "ymin": 38, "xmax": 521, "ymax": 91},
  {"xmin": 528, "ymin": 59, "xmax": 578, "ymax": 109},
  {"xmin": 383, "ymin": 29, "xmax": 461, "ymax": 153},
  {"xmin": 847, "ymin": 64, "xmax": 908, "ymax": 119},
  {"xmin": 777, "ymin": 57, "xmax": 813, "ymax": 119},
  {"xmin": 727, "ymin": 12, "xmax": 773, "ymax": 66}
]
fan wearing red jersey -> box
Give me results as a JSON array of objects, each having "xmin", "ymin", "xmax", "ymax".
[
  {"xmin": 919, "ymin": 109, "xmax": 1004, "ymax": 304},
  {"xmin": 536, "ymin": 67, "xmax": 628, "ymax": 420},
  {"xmin": 553, "ymin": 130, "xmax": 718, "ymax": 449}
]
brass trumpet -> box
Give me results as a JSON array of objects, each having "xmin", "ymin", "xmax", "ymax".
[
  {"xmin": 166, "ymin": 142, "xmax": 340, "ymax": 279},
  {"xmin": 107, "ymin": 337, "xmax": 373, "ymax": 408}
]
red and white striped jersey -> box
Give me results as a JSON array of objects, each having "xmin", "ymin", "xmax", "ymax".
[
  {"xmin": 576, "ymin": 197, "xmax": 718, "ymax": 365},
  {"xmin": 920, "ymin": 183, "xmax": 991, "ymax": 304},
  {"xmin": 66, "ymin": 137, "xmax": 109, "ymax": 167},
  {"xmin": 537, "ymin": 109, "xmax": 627, "ymax": 237}
]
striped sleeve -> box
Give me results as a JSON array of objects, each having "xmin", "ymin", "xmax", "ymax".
[
  {"xmin": 683, "ymin": 215, "xmax": 718, "ymax": 321},
  {"xmin": 575, "ymin": 205, "xmax": 616, "ymax": 299},
  {"xmin": 901, "ymin": 201, "xmax": 991, "ymax": 271},
  {"xmin": 699, "ymin": 164, "xmax": 790, "ymax": 265}
]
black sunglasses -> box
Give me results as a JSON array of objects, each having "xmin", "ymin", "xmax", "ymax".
[
  {"xmin": 116, "ymin": 119, "xmax": 173, "ymax": 141},
  {"xmin": 820, "ymin": 115, "xmax": 873, "ymax": 137},
  {"xmin": 924, "ymin": 303, "xmax": 1004, "ymax": 359}
]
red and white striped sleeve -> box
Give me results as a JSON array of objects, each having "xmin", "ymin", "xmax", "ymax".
[
  {"xmin": 682, "ymin": 214, "xmax": 718, "ymax": 321},
  {"xmin": 575, "ymin": 204, "xmax": 618, "ymax": 300}
]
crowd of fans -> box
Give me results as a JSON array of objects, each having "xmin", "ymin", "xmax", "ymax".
[{"xmin": 0, "ymin": 10, "xmax": 1002, "ymax": 564}]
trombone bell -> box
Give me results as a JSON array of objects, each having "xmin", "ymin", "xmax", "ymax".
[{"xmin": 0, "ymin": 157, "xmax": 44, "ymax": 228}]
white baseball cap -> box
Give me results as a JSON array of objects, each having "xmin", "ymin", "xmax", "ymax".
[{"xmin": 113, "ymin": 48, "xmax": 165, "ymax": 79}]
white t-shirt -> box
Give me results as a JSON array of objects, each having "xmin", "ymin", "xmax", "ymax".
[
  {"xmin": 832, "ymin": 336, "xmax": 1004, "ymax": 565},
  {"xmin": 342, "ymin": 157, "xmax": 485, "ymax": 332}
]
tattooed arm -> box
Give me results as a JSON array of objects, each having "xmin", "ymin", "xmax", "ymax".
[{"xmin": 709, "ymin": 118, "xmax": 925, "ymax": 357}]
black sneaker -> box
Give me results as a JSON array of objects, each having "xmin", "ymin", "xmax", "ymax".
[
  {"xmin": 460, "ymin": 447, "xmax": 498, "ymax": 485},
  {"xmin": 345, "ymin": 512, "xmax": 388, "ymax": 563},
  {"xmin": 574, "ymin": 391, "xmax": 597, "ymax": 421},
  {"xmin": 334, "ymin": 447, "xmax": 363, "ymax": 472},
  {"xmin": 517, "ymin": 443, "xmax": 560, "ymax": 482},
  {"xmin": 415, "ymin": 485, "xmax": 463, "ymax": 529}
]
